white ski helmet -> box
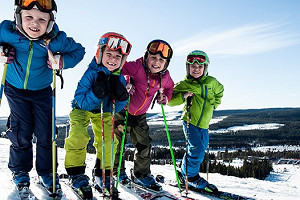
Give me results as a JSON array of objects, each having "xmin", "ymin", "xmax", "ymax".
[{"xmin": 14, "ymin": 0, "xmax": 57, "ymax": 40}]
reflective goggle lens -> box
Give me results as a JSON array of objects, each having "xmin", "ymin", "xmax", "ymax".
[
  {"xmin": 186, "ymin": 55, "xmax": 207, "ymax": 65},
  {"xmin": 15, "ymin": 0, "xmax": 53, "ymax": 10},
  {"xmin": 99, "ymin": 37, "xmax": 131, "ymax": 55},
  {"xmin": 148, "ymin": 42, "xmax": 172, "ymax": 59}
]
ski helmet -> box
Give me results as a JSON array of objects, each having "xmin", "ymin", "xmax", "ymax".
[
  {"xmin": 14, "ymin": 0, "xmax": 57, "ymax": 40},
  {"xmin": 143, "ymin": 39, "xmax": 173, "ymax": 73},
  {"xmin": 186, "ymin": 50, "xmax": 210, "ymax": 77},
  {"xmin": 95, "ymin": 32, "xmax": 132, "ymax": 69}
]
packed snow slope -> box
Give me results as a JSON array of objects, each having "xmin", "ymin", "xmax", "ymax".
[{"xmin": 0, "ymin": 138, "xmax": 299, "ymax": 200}]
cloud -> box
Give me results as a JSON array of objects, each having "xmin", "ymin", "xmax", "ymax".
[{"xmin": 173, "ymin": 22, "xmax": 300, "ymax": 56}]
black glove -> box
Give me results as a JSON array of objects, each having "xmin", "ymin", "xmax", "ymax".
[
  {"xmin": 92, "ymin": 71, "xmax": 110, "ymax": 99},
  {"xmin": 109, "ymin": 75, "xmax": 129, "ymax": 101}
]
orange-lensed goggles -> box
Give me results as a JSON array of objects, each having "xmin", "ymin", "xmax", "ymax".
[
  {"xmin": 15, "ymin": 0, "xmax": 55, "ymax": 12},
  {"xmin": 99, "ymin": 37, "xmax": 132, "ymax": 55},
  {"xmin": 148, "ymin": 42, "xmax": 172, "ymax": 59}
]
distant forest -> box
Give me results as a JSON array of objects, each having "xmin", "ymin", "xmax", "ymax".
[
  {"xmin": 1, "ymin": 107, "xmax": 299, "ymax": 149},
  {"xmin": 148, "ymin": 107, "xmax": 300, "ymax": 148}
]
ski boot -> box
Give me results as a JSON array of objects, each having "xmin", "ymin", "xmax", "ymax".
[
  {"xmin": 116, "ymin": 171, "xmax": 131, "ymax": 185},
  {"xmin": 93, "ymin": 175, "xmax": 119, "ymax": 199},
  {"xmin": 131, "ymin": 169, "xmax": 162, "ymax": 191},
  {"xmin": 184, "ymin": 173, "xmax": 218, "ymax": 193},
  {"xmin": 70, "ymin": 174, "xmax": 93, "ymax": 199},
  {"xmin": 40, "ymin": 173, "xmax": 62, "ymax": 196},
  {"xmin": 13, "ymin": 171, "xmax": 32, "ymax": 198}
]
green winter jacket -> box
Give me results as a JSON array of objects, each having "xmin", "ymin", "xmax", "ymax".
[{"xmin": 168, "ymin": 75, "xmax": 224, "ymax": 129}]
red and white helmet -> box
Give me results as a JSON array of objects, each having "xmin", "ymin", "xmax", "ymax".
[{"xmin": 95, "ymin": 32, "xmax": 132, "ymax": 69}]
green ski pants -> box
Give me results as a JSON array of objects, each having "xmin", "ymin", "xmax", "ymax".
[{"xmin": 65, "ymin": 108, "xmax": 118, "ymax": 173}]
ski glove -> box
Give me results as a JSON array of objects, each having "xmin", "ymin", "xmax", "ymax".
[
  {"xmin": 109, "ymin": 75, "xmax": 129, "ymax": 101},
  {"xmin": 47, "ymin": 54, "xmax": 63, "ymax": 70},
  {"xmin": 126, "ymin": 82, "xmax": 135, "ymax": 95},
  {"xmin": 0, "ymin": 45, "xmax": 15, "ymax": 64},
  {"xmin": 92, "ymin": 71, "xmax": 110, "ymax": 99},
  {"xmin": 157, "ymin": 93, "xmax": 168, "ymax": 105}
]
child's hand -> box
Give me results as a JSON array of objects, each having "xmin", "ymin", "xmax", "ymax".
[
  {"xmin": 126, "ymin": 83, "xmax": 135, "ymax": 95},
  {"xmin": 157, "ymin": 93, "xmax": 168, "ymax": 105},
  {"xmin": 47, "ymin": 55, "xmax": 63, "ymax": 70},
  {"xmin": 0, "ymin": 45, "xmax": 15, "ymax": 64},
  {"xmin": 117, "ymin": 124, "xmax": 124, "ymax": 132},
  {"xmin": 184, "ymin": 92, "xmax": 194, "ymax": 99},
  {"xmin": 92, "ymin": 71, "xmax": 110, "ymax": 99},
  {"xmin": 109, "ymin": 75, "xmax": 129, "ymax": 101}
]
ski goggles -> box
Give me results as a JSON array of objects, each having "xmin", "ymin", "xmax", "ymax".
[
  {"xmin": 15, "ymin": 0, "xmax": 56, "ymax": 12},
  {"xmin": 148, "ymin": 41, "xmax": 172, "ymax": 59},
  {"xmin": 99, "ymin": 37, "xmax": 132, "ymax": 55},
  {"xmin": 186, "ymin": 55, "xmax": 208, "ymax": 65}
]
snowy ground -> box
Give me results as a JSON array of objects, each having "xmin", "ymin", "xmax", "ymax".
[{"xmin": 0, "ymin": 138, "xmax": 299, "ymax": 200}]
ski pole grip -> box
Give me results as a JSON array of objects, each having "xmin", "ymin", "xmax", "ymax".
[{"xmin": 187, "ymin": 96, "xmax": 192, "ymax": 107}]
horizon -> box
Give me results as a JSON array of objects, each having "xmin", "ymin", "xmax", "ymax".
[{"xmin": 0, "ymin": 106, "xmax": 299, "ymax": 118}]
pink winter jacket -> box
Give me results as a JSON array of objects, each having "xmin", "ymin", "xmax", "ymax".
[{"xmin": 122, "ymin": 57, "xmax": 174, "ymax": 116}]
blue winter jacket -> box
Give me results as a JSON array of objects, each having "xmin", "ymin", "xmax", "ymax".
[
  {"xmin": 0, "ymin": 20, "xmax": 85, "ymax": 90},
  {"xmin": 71, "ymin": 58, "xmax": 128, "ymax": 113}
]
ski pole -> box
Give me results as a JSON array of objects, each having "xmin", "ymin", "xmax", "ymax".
[
  {"xmin": 185, "ymin": 96, "xmax": 192, "ymax": 196},
  {"xmin": 0, "ymin": 63, "xmax": 8, "ymax": 108},
  {"xmin": 100, "ymin": 101, "xmax": 106, "ymax": 194},
  {"xmin": 116, "ymin": 96, "xmax": 130, "ymax": 188},
  {"xmin": 206, "ymin": 144, "xmax": 210, "ymax": 181},
  {"xmin": 52, "ymin": 69, "xmax": 57, "ymax": 195},
  {"xmin": 160, "ymin": 103, "xmax": 182, "ymax": 193},
  {"xmin": 110, "ymin": 99, "xmax": 115, "ymax": 198}
]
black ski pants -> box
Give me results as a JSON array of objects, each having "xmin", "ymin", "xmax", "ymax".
[{"xmin": 4, "ymin": 81, "xmax": 53, "ymax": 176}]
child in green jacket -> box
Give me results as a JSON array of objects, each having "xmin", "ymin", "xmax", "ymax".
[{"xmin": 168, "ymin": 50, "xmax": 224, "ymax": 192}]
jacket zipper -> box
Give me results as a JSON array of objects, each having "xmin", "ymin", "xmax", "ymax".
[
  {"xmin": 133, "ymin": 79, "xmax": 156, "ymax": 115},
  {"xmin": 196, "ymin": 85, "xmax": 208, "ymax": 127},
  {"xmin": 24, "ymin": 41, "xmax": 33, "ymax": 89}
]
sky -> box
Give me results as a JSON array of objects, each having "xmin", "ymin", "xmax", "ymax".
[
  {"xmin": 1, "ymin": 0, "xmax": 300, "ymax": 117},
  {"xmin": 1, "ymin": 137, "xmax": 300, "ymax": 199}
]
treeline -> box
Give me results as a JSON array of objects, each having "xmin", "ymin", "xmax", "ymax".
[
  {"xmin": 121, "ymin": 147, "xmax": 300, "ymax": 180},
  {"xmin": 149, "ymin": 108, "xmax": 300, "ymax": 148}
]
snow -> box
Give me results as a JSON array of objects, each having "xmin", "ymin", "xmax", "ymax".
[
  {"xmin": 209, "ymin": 123, "xmax": 284, "ymax": 134},
  {"xmin": 0, "ymin": 138, "xmax": 299, "ymax": 199}
]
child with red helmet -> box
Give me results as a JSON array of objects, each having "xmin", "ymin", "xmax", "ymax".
[
  {"xmin": 0, "ymin": 0, "xmax": 85, "ymax": 195},
  {"xmin": 113, "ymin": 39, "xmax": 174, "ymax": 191},
  {"xmin": 64, "ymin": 32, "xmax": 131, "ymax": 199}
]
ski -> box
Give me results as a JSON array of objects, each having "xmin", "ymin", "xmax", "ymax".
[
  {"xmin": 15, "ymin": 184, "xmax": 38, "ymax": 200},
  {"xmin": 4, "ymin": 171, "xmax": 37, "ymax": 200},
  {"xmin": 92, "ymin": 182, "xmax": 123, "ymax": 200},
  {"xmin": 118, "ymin": 181, "xmax": 181, "ymax": 200},
  {"xmin": 59, "ymin": 175, "xmax": 97, "ymax": 200},
  {"xmin": 166, "ymin": 181, "xmax": 254, "ymax": 200},
  {"xmin": 30, "ymin": 177, "xmax": 64, "ymax": 200}
]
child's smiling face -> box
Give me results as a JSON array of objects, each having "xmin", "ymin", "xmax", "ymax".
[
  {"xmin": 102, "ymin": 48, "xmax": 122, "ymax": 72},
  {"xmin": 189, "ymin": 63, "xmax": 205, "ymax": 79},
  {"xmin": 21, "ymin": 8, "xmax": 50, "ymax": 39},
  {"xmin": 146, "ymin": 53, "xmax": 167, "ymax": 74}
]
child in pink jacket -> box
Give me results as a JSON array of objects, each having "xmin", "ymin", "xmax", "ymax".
[{"xmin": 113, "ymin": 40, "xmax": 174, "ymax": 190}]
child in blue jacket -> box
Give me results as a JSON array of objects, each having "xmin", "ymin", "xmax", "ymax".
[
  {"xmin": 0, "ymin": 0, "xmax": 85, "ymax": 194},
  {"xmin": 64, "ymin": 32, "xmax": 131, "ymax": 199}
]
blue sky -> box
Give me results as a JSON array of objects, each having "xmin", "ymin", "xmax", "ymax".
[{"xmin": 1, "ymin": 0, "xmax": 300, "ymax": 117}]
